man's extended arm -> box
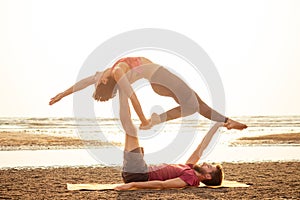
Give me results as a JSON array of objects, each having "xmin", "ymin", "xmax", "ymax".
[
  {"xmin": 114, "ymin": 178, "xmax": 187, "ymax": 190},
  {"xmin": 185, "ymin": 122, "xmax": 224, "ymax": 165}
]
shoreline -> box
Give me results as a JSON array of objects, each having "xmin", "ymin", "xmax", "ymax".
[
  {"xmin": 1, "ymin": 131, "xmax": 299, "ymax": 151},
  {"xmin": 1, "ymin": 131, "xmax": 300, "ymax": 167}
]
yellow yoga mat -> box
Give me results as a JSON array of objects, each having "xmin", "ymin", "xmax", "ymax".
[{"xmin": 67, "ymin": 180, "xmax": 249, "ymax": 191}]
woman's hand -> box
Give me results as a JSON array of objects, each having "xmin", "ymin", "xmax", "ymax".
[
  {"xmin": 49, "ymin": 92, "xmax": 64, "ymax": 105},
  {"xmin": 114, "ymin": 183, "xmax": 134, "ymax": 191},
  {"xmin": 139, "ymin": 119, "xmax": 152, "ymax": 130}
]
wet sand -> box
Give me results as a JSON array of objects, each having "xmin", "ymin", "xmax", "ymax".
[
  {"xmin": 1, "ymin": 131, "xmax": 300, "ymax": 150},
  {"xmin": 0, "ymin": 162, "xmax": 299, "ymax": 199},
  {"xmin": 0, "ymin": 131, "xmax": 120, "ymax": 150},
  {"xmin": 0, "ymin": 131, "xmax": 299, "ymax": 199},
  {"xmin": 233, "ymin": 133, "xmax": 300, "ymax": 146}
]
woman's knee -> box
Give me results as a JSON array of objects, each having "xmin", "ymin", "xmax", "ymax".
[
  {"xmin": 182, "ymin": 95, "xmax": 199, "ymax": 115},
  {"xmin": 151, "ymin": 83, "xmax": 178, "ymax": 101}
]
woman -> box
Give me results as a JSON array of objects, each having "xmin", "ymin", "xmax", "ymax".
[{"xmin": 49, "ymin": 57, "xmax": 247, "ymax": 130}]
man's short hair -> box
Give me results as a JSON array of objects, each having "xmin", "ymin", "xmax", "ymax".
[{"xmin": 201, "ymin": 164, "xmax": 224, "ymax": 186}]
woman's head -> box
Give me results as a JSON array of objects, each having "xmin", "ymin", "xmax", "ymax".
[
  {"xmin": 99, "ymin": 68, "xmax": 111, "ymax": 85},
  {"xmin": 93, "ymin": 75, "xmax": 117, "ymax": 102}
]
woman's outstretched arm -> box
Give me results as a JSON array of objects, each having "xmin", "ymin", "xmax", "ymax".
[
  {"xmin": 112, "ymin": 66, "xmax": 150, "ymax": 128},
  {"xmin": 49, "ymin": 73, "xmax": 99, "ymax": 105}
]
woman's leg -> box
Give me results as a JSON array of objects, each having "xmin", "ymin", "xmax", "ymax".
[
  {"xmin": 195, "ymin": 93, "xmax": 247, "ymax": 129},
  {"xmin": 149, "ymin": 67, "xmax": 247, "ymax": 130},
  {"xmin": 151, "ymin": 83, "xmax": 227, "ymax": 122},
  {"xmin": 150, "ymin": 67, "xmax": 204, "ymax": 122},
  {"xmin": 195, "ymin": 93, "xmax": 227, "ymax": 122},
  {"xmin": 150, "ymin": 83, "xmax": 181, "ymax": 122}
]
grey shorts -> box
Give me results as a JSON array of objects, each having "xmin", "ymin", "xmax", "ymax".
[{"xmin": 122, "ymin": 147, "xmax": 149, "ymax": 183}]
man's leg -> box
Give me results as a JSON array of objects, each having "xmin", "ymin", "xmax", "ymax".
[
  {"xmin": 119, "ymin": 88, "xmax": 141, "ymax": 151},
  {"xmin": 124, "ymin": 132, "xmax": 140, "ymax": 152},
  {"xmin": 122, "ymin": 133, "xmax": 148, "ymax": 183},
  {"xmin": 119, "ymin": 90, "xmax": 148, "ymax": 182}
]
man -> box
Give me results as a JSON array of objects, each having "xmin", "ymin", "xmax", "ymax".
[{"xmin": 114, "ymin": 88, "xmax": 227, "ymax": 190}]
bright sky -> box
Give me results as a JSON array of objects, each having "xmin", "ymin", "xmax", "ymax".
[{"xmin": 1, "ymin": 0, "xmax": 300, "ymax": 118}]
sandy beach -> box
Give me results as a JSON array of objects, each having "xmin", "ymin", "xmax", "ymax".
[
  {"xmin": 0, "ymin": 131, "xmax": 300, "ymax": 199},
  {"xmin": 0, "ymin": 162, "xmax": 299, "ymax": 199}
]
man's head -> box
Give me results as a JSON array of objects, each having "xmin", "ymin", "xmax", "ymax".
[{"xmin": 193, "ymin": 163, "xmax": 224, "ymax": 186}]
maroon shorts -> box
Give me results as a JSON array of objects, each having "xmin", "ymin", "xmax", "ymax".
[{"xmin": 121, "ymin": 147, "xmax": 149, "ymax": 183}]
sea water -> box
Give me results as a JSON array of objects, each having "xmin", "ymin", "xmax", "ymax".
[{"xmin": 0, "ymin": 116, "xmax": 299, "ymax": 168}]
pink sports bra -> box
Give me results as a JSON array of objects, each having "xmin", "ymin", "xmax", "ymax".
[{"xmin": 111, "ymin": 57, "xmax": 142, "ymax": 70}]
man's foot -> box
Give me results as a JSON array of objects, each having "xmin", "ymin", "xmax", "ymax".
[{"xmin": 224, "ymin": 118, "xmax": 247, "ymax": 130}]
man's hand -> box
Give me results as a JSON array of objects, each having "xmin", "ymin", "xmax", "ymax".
[{"xmin": 114, "ymin": 183, "xmax": 134, "ymax": 191}]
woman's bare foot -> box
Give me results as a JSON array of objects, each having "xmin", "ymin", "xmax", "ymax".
[{"xmin": 224, "ymin": 118, "xmax": 247, "ymax": 130}]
